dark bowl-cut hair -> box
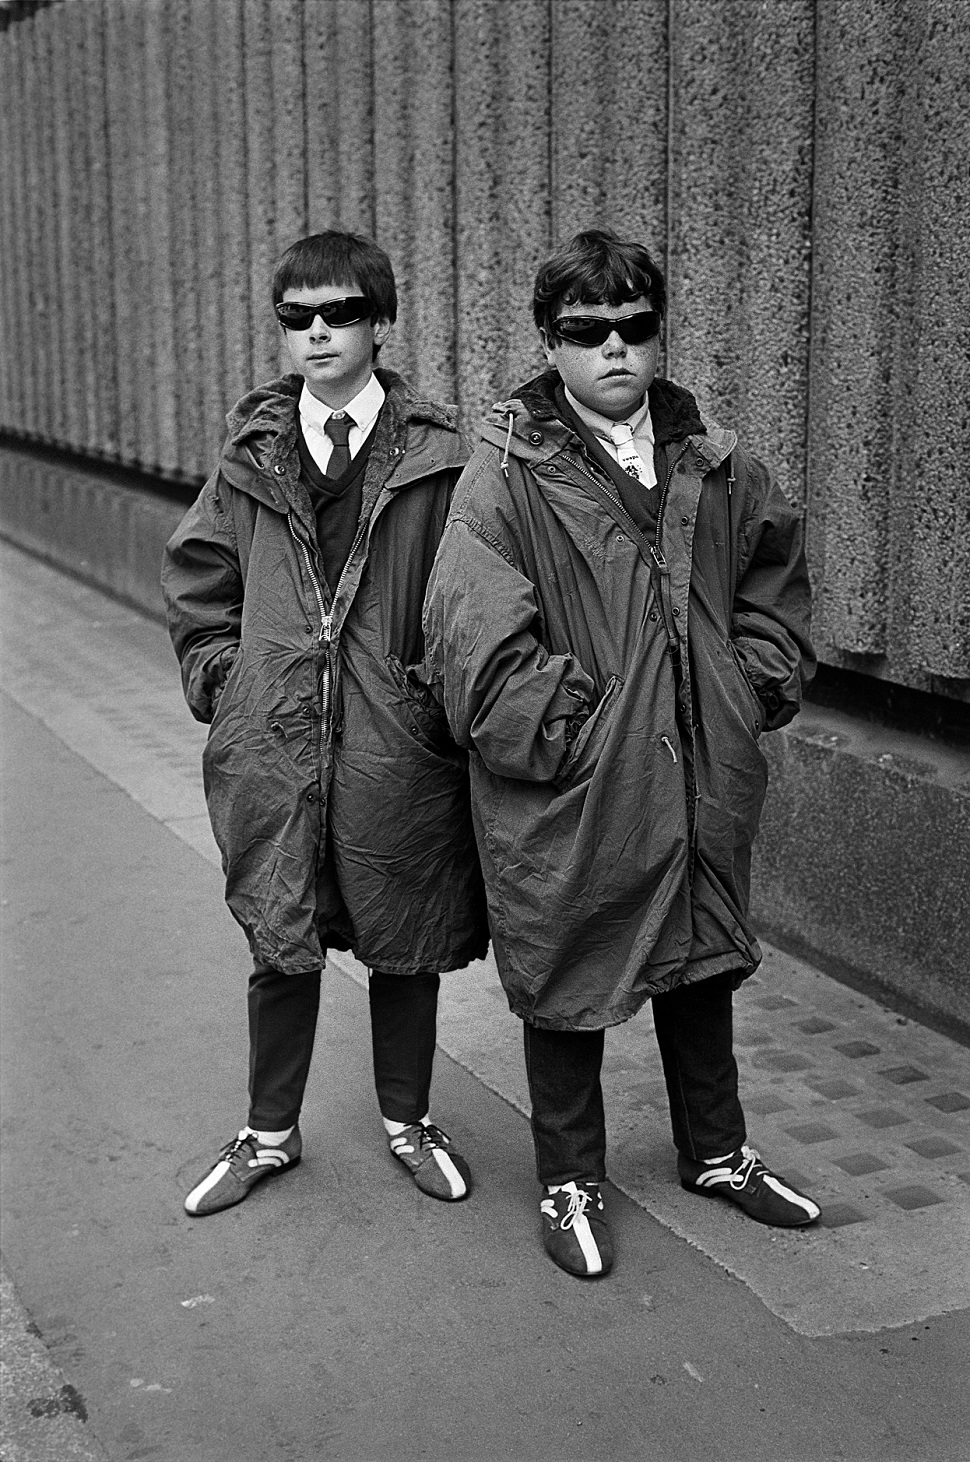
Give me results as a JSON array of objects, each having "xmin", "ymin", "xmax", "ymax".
[
  {"xmin": 271, "ymin": 230, "xmax": 398, "ymax": 324},
  {"xmin": 533, "ymin": 227, "xmax": 666, "ymax": 336}
]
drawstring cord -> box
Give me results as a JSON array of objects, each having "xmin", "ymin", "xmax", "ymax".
[{"xmin": 500, "ymin": 411, "xmax": 514, "ymax": 479}]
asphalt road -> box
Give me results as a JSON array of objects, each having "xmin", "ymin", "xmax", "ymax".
[{"xmin": 1, "ymin": 546, "xmax": 968, "ymax": 1461}]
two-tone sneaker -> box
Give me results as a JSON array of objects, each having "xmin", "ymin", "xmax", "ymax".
[
  {"xmin": 184, "ymin": 1127, "xmax": 302, "ymax": 1216},
  {"xmin": 540, "ymin": 1181, "xmax": 614, "ymax": 1278},
  {"xmin": 678, "ymin": 1144, "xmax": 820, "ymax": 1227},
  {"xmin": 389, "ymin": 1121, "xmax": 471, "ymax": 1201}
]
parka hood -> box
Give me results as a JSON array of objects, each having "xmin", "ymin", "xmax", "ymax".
[
  {"xmin": 226, "ymin": 367, "xmax": 461, "ymax": 447},
  {"xmin": 482, "ymin": 369, "xmax": 736, "ymax": 475},
  {"xmin": 219, "ymin": 368, "xmax": 466, "ymax": 513}
]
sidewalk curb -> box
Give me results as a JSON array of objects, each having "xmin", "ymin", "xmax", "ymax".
[{"xmin": 1, "ymin": 1258, "xmax": 109, "ymax": 1461}]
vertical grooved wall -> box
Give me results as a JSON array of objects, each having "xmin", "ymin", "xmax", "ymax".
[{"xmin": 1, "ymin": 0, "xmax": 967, "ymax": 697}]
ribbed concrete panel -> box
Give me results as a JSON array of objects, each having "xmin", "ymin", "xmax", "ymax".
[
  {"xmin": 373, "ymin": 0, "xmax": 457, "ymax": 403},
  {"xmin": 142, "ymin": 0, "xmax": 179, "ymax": 473},
  {"xmin": 26, "ymin": 7, "xmax": 59, "ymax": 443},
  {"xmin": 103, "ymin": 0, "xmax": 146, "ymax": 465},
  {"xmin": 0, "ymin": 20, "xmax": 24, "ymax": 431},
  {"xmin": 242, "ymin": 0, "xmax": 278, "ymax": 389},
  {"xmin": 905, "ymin": 2, "xmax": 970, "ymax": 683},
  {"xmin": 81, "ymin": 1, "xmax": 119, "ymax": 459},
  {"xmin": 65, "ymin": 2, "xmax": 100, "ymax": 452},
  {"xmin": 50, "ymin": 3, "xmax": 86, "ymax": 448},
  {"xmin": 188, "ymin": 0, "xmax": 229, "ymax": 472},
  {"xmin": 213, "ymin": 0, "xmax": 253, "ymax": 433},
  {"xmin": 808, "ymin": 2, "xmax": 903, "ymax": 660},
  {"xmin": 453, "ymin": 0, "xmax": 551, "ymax": 427},
  {"xmin": 304, "ymin": 0, "xmax": 375, "ymax": 236},
  {"xmin": 269, "ymin": 0, "xmax": 310, "ymax": 384},
  {"xmin": 166, "ymin": 0, "xmax": 206, "ymax": 478},
  {"xmin": 668, "ymin": 0, "xmax": 814, "ymax": 510},
  {"xmin": 550, "ymin": 0, "xmax": 667, "ymax": 254}
]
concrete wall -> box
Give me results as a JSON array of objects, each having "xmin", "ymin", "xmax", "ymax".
[{"xmin": 2, "ymin": 0, "xmax": 967, "ymax": 698}]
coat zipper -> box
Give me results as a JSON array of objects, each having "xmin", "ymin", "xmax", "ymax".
[
  {"xmin": 568, "ymin": 444, "xmax": 699, "ymax": 869},
  {"xmin": 288, "ymin": 517, "xmax": 332, "ymax": 778},
  {"xmin": 569, "ymin": 447, "xmax": 685, "ymax": 649}
]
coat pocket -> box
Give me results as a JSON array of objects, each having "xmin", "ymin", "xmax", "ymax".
[
  {"xmin": 385, "ymin": 653, "xmax": 451, "ymax": 750},
  {"xmin": 728, "ymin": 643, "xmax": 765, "ymax": 737},
  {"xmin": 554, "ymin": 675, "xmax": 624, "ymax": 789}
]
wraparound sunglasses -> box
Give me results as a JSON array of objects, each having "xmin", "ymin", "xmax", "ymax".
[
  {"xmin": 553, "ymin": 311, "xmax": 661, "ymax": 347},
  {"xmin": 275, "ymin": 296, "xmax": 372, "ymax": 331}
]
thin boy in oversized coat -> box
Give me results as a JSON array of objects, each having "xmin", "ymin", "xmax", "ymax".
[
  {"xmin": 424, "ymin": 227, "xmax": 821, "ymax": 1277},
  {"xmin": 163, "ymin": 231, "xmax": 488, "ymax": 1217}
]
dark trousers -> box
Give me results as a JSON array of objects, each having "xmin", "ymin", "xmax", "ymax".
[
  {"xmin": 247, "ymin": 962, "xmax": 440, "ymax": 1130},
  {"xmin": 523, "ymin": 971, "xmax": 746, "ymax": 1186}
]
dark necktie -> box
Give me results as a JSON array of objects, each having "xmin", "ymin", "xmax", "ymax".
[{"xmin": 324, "ymin": 411, "xmax": 353, "ymax": 480}]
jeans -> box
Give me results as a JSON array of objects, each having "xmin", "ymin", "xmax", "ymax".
[
  {"xmin": 523, "ymin": 971, "xmax": 747, "ymax": 1186},
  {"xmin": 247, "ymin": 962, "xmax": 440, "ymax": 1129}
]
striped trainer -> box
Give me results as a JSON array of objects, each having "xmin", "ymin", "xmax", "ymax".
[
  {"xmin": 541, "ymin": 1181, "xmax": 613, "ymax": 1278},
  {"xmin": 184, "ymin": 1127, "xmax": 302, "ymax": 1216},
  {"xmin": 678, "ymin": 1144, "xmax": 820, "ymax": 1226},
  {"xmin": 388, "ymin": 1121, "xmax": 471, "ymax": 1201}
]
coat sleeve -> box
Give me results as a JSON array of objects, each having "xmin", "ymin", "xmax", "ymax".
[
  {"xmin": 423, "ymin": 514, "xmax": 596, "ymax": 783},
  {"xmin": 730, "ymin": 452, "xmax": 816, "ymax": 731},
  {"xmin": 161, "ymin": 470, "xmax": 243, "ymax": 725}
]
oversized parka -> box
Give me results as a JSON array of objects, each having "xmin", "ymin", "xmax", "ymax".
[
  {"xmin": 162, "ymin": 368, "xmax": 489, "ymax": 976},
  {"xmin": 423, "ymin": 370, "xmax": 814, "ymax": 1031}
]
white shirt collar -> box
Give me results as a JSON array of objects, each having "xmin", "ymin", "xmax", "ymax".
[
  {"xmin": 564, "ymin": 385, "xmax": 653, "ymax": 445},
  {"xmin": 299, "ymin": 373, "xmax": 385, "ymax": 435}
]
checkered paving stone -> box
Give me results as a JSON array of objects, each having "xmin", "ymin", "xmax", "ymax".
[{"xmin": 723, "ymin": 956, "xmax": 970, "ymax": 1232}]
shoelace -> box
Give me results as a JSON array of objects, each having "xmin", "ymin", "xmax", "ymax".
[
  {"xmin": 415, "ymin": 1123, "xmax": 448, "ymax": 1152},
  {"xmin": 727, "ymin": 1145, "xmax": 762, "ymax": 1191},
  {"xmin": 559, "ymin": 1186, "xmax": 597, "ymax": 1231},
  {"xmin": 391, "ymin": 1123, "xmax": 449, "ymax": 1156}
]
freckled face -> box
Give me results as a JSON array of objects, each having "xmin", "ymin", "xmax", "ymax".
[
  {"xmin": 540, "ymin": 295, "xmax": 661, "ymax": 421},
  {"xmin": 279, "ymin": 280, "xmax": 390, "ymax": 410}
]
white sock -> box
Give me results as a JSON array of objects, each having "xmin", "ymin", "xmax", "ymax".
[
  {"xmin": 245, "ymin": 1125, "xmax": 294, "ymax": 1146},
  {"xmin": 703, "ymin": 1149, "xmax": 738, "ymax": 1165},
  {"xmin": 382, "ymin": 1113, "xmax": 430, "ymax": 1137}
]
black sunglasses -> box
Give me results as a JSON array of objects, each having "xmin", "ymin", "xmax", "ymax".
[
  {"xmin": 552, "ymin": 311, "xmax": 662, "ymax": 348},
  {"xmin": 275, "ymin": 296, "xmax": 372, "ymax": 331}
]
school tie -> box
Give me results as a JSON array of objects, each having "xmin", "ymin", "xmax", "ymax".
[
  {"xmin": 609, "ymin": 420, "xmax": 652, "ymax": 487},
  {"xmin": 324, "ymin": 411, "xmax": 353, "ymax": 480}
]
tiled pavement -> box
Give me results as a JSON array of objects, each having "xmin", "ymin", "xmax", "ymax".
[{"xmin": 4, "ymin": 542, "xmax": 969, "ymax": 1339}]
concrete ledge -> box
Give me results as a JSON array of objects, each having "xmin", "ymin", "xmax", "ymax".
[
  {"xmin": 2, "ymin": 443, "xmax": 968, "ymax": 1038},
  {"xmin": 0, "ymin": 443, "xmax": 189, "ymax": 623},
  {"xmin": 754, "ymin": 712, "xmax": 970, "ymax": 1040}
]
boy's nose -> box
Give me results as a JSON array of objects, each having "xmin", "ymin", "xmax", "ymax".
[
  {"xmin": 308, "ymin": 313, "xmax": 331, "ymax": 338},
  {"xmin": 602, "ymin": 330, "xmax": 627, "ymax": 356}
]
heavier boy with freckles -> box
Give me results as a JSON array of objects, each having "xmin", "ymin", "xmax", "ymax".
[
  {"xmin": 163, "ymin": 231, "xmax": 487, "ymax": 1217},
  {"xmin": 424, "ymin": 227, "xmax": 820, "ymax": 1277}
]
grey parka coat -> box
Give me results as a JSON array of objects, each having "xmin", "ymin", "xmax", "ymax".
[
  {"xmin": 423, "ymin": 371, "xmax": 814, "ymax": 1030},
  {"xmin": 162, "ymin": 369, "xmax": 489, "ymax": 976}
]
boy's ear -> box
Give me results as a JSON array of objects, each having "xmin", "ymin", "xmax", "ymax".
[
  {"xmin": 372, "ymin": 316, "xmax": 392, "ymax": 348},
  {"xmin": 539, "ymin": 326, "xmax": 558, "ymax": 365}
]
